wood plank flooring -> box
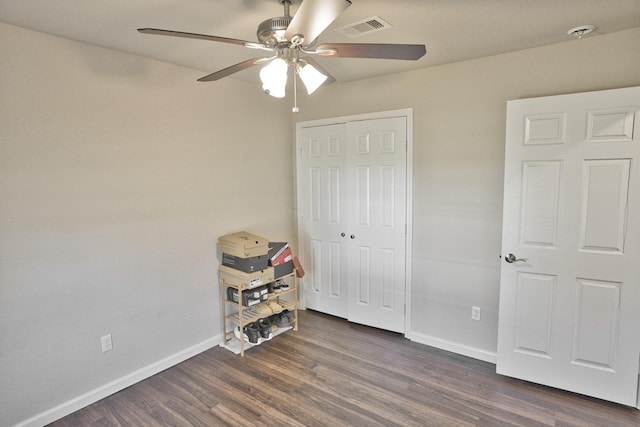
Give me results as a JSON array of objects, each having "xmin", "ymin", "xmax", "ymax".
[{"xmin": 50, "ymin": 310, "xmax": 640, "ymax": 426}]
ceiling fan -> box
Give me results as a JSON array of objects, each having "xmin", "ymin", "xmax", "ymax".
[{"xmin": 138, "ymin": 0, "xmax": 426, "ymax": 110}]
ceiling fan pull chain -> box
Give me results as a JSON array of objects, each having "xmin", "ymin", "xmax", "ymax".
[{"xmin": 292, "ymin": 65, "xmax": 300, "ymax": 113}]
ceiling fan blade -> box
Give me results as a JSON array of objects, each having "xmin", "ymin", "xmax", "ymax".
[
  {"xmin": 302, "ymin": 57, "xmax": 336, "ymax": 85},
  {"xmin": 138, "ymin": 28, "xmax": 254, "ymax": 46},
  {"xmin": 284, "ymin": 0, "xmax": 351, "ymax": 45},
  {"xmin": 197, "ymin": 57, "xmax": 267, "ymax": 82},
  {"xmin": 315, "ymin": 43, "xmax": 426, "ymax": 60}
]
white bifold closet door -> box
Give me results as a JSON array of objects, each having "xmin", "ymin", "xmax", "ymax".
[{"xmin": 297, "ymin": 114, "xmax": 408, "ymax": 333}]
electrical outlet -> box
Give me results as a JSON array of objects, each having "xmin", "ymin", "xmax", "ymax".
[
  {"xmin": 471, "ymin": 306, "xmax": 481, "ymax": 321},
  {"xmin": 101, "ymin": 334, "xmax": 113, "ymax": 352}
]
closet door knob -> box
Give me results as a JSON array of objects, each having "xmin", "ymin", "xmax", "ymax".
[
  {"xmin": 350, "ymin": 234, "xmax": 355, "ymax": 239},
  {"xmin": 341, "ymin": 232, "xmax": 346, "ymax": 237}
]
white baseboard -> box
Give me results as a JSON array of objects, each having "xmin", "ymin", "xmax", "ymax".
[
  {"xmin": 405, "ymin": 331, "xmax": 497, "ymax": 364},
  {"xmin": 15, "ymin": 335, "xmax": 222, "ymax": 427}
]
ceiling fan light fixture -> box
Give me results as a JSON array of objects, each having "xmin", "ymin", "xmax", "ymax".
[
  {"xmin": 297, "ymin": 62, "xmax": 328, "ymax": 95},
  {"xmin": 260, "ymin": 58, "xmax": 288, "ymax": 98},
  {"xmin": 138, "ymin": 0, "xmax": 426, "ymax": 110}
]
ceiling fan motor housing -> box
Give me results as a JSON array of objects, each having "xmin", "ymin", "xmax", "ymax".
[{"xmin": 257, "ymin": 16, "xmax": 293, "ymax": 47}]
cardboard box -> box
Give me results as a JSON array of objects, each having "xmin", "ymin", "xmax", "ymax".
[
  {"xmin": 268, "ymin": 242, "xmax": 292, "ymax": 266},
  {"xmin": 219, "ymin": 265, "xmax": 274, "ymax": 289},
  {"xmin": 219, "ymin": 231, "xmax": 269, "ymax": 258},
  {"xmin": 222, "ymin": 253, "xmax": 269, "ymax": 273},
  {"xmin": 274, "ymin": 259, "xmax": 294, "ymax": 279},
  {"xmin": 293, "ymin": 256, "xmax": 305, "ymax": 278}
]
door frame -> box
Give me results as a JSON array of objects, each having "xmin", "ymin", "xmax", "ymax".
[{"xmin": 295, "ymin": 108, "xmax": 414, "ymax": 334}]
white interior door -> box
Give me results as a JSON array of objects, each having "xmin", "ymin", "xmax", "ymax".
[
  {"xmin": 297, "ymin": 123, "xmax": 348, "ymax": 318},
  {"xmin": 497, "ymin": 86, "xmax": 640, "ymax": 406},
  {"xmin": 297, "ymin": 112, "xmax": 410, "ymax": 333},
  {"xmin": 345, "ymin": 117, "xmax": 407, "ymax": 333}
]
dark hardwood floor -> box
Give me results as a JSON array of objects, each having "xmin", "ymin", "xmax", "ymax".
[{"xmin": 50, "ymin": 310, "xmax": 640, "ymax": 426}]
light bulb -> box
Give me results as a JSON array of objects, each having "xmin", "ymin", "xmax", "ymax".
[
  {"xmin": 260, "ymin": 58, "xmax": 288, "ymax": 98},
  {"xmin": 298, "ymin": 63, "xmax": 328, "ymax": 95}
]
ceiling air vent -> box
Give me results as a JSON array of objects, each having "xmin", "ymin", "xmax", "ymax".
[{"xmin": 335, "ymin": 16, "xmax": 393, "ymax": 39}]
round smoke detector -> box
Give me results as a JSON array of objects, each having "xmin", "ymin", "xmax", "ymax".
[{"xmin": 567, "ymin": 25, "xmax": 596, "ymax": 38}]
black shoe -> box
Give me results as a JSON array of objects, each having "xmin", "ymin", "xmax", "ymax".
[
  {"xmin": 283, "ymin": 310, "xmax": 294, "ymax": 323},
  {"xmin": 273, "ymin": 312, "xmax": 290, "ymax": 328},
  {"xmin": 245, "ymin": 322, "xmax": 260, "ymax": 344},
  {"xmin": 258, "ymin": 318, "xmax": 272, "ymax": 340}
]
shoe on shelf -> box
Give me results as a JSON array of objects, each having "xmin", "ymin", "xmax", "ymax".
[
  {"xmin": 280, "ymin": 281, "xmax": 290, "ymax": 292},
  {"xmin": 245, "ymin": 322, "xmax": 261, "ymax": 344},
  {"xmin": 233, "ymin": 326, "xmax": 248, "ymax": 342},
  {"xmin": 258, "ymin": 318, "xmax": 272, "ymax": 340},
  {"xmin": 268, "ymin": 313, "xmax": 280, "ymax": 327},
  {"xmin": 267, "ymin": 300, "xmax": 283, "ymax": 313},
  {"xmin": 283, "ymin": 309, "xmax": 295, "ymax": 323},
  {"xmin": 272, "ymin": 279, "xmax": 283, "ymax": 293},
  {"xmin": 254, "ymin": 302, "xmax": 272, "ymax": 317},
  {"xmin": 273, "ymin": 312, "xmax": 290, "ymax": 328}
]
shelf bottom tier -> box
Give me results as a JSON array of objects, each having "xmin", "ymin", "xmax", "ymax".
[{"xmin": 220, "ymin": 325, "xmax": 292, "ymax": 355}]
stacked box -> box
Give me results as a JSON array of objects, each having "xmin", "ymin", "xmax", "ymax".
[
  {"xmin": 219, "ymin": 231, "xmax": 268, "ymax": 258},
  {"xmin": 268, "ymin": 241, "xmax": 294, "ymax": 278},
  {"xmin": 219, "ymin": 265, "xmax": 274, "ymax": 289},
  {"xmin": 222, "ymin": 253, "xmax": 269, "ymax": 273},
  {"xmin": 226, "ymin": 285, "xmax": 268, "ymax": 307}
]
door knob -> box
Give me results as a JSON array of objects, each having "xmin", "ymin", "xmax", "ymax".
[
  {"xmin": 341, "ymin": 233, "xmax": 346, "ymax": 237},
  {"xmin": 504, "ymin": 253, "xmax": 528, "ymax": 263},
  {"xmin": 350, "ymin": 234, "xmax": 355, "ymax": 239}
]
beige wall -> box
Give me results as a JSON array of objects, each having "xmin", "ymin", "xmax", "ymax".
[
  {"xmin": 0, "ymin": 23, "xmax": 292, "ymax": 426},
  {"xmin": 292, "ymin": 27, "xmax": 640, "ymax": 359}
]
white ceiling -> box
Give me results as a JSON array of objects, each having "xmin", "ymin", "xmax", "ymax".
[{"xmin": 2, "ymin": 0, "xmax": 640, "ymax": 85}]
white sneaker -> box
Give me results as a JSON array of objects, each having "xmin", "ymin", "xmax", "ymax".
[{"xmin": 233, "ymin": 326, "xmax": 248, "ymax": 342}]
